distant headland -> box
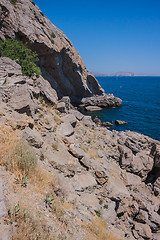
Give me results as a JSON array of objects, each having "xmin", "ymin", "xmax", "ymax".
[{"xmin": 92, "ymin": 71, "xmax": 160, "ymax": 77}]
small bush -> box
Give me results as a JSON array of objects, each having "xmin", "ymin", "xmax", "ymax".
[
  {"xmin": 51, "ymin": 32, "xmax": 56, "ymax": 38},
  {"xmin": 95, "ymin": 210, "xmax": 101, "ymax": 217},
  {"xmin": 52, "ymin": 141, "xmax": 58, "ymax": 151},
  {"xmin": 32, "ymin": 1, "xmax": 35, "ymax": 5},
  {"xmin": 10, "ymin": 0, "xmax": 17, "ymax": 5},
  {"xmin": 0, "ymin": 39, "xmax": 41, "ymax": 77},
  {"xmin": 51, "ymin": 39, "xmax": 54, "ymax": 44},
  {"xmin": 6, "ymin": 139, "xmax": 37, "ymax": 176}
]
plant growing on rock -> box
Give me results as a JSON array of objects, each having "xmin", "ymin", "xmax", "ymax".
[
  {"xmin": 0, "ymin": 39, "xmax": 41, "ymax": 77},
  {"xmin": 95, "ymin": 210, "xmax": 102, "ymax": 217},
  {"xmin": 51, "ymin": 32, "xmax": 56, "ymax": 38}
]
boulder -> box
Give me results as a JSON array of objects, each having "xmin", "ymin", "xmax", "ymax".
[
  {"xmin": 9, "ymin": 84, "xmax": 37, "ymax": 116},
  {"xmin": 59, "ymin": 122, "xmax": 74, "ymax": 137},
  {"xmin": 69, "ymin": 144, "xmax": 85, "ymax": 159},
  {"xmin": 134, "ymin": 223, "xmax": 152, "ymax": 239},
  {"xmin": 85, "ymin": 106, "xmax": 102, "ymax": 111},
  {"xmin": 115, "ymin": 120, "xmax": 128, "ymax": 125},
  {"xmin": 70, "ymin": 110, "xmax": 84, "ymax": 121},
  {"xmin": 37, "ymin": 76, "xmax": 58, "ymax": 105},
  {"xmin": 61, "ymin": 114, "xmax": 77, "ymax": 128},
  {"xmin": 82, "ymin": 116, "xmax": 95, "ymax": 128},
  {"xmin": 56, "ymin": 102, "xmax": 67, "ymax": 113},
  {"xmin": 22, "ymin": 128, "xmax": 43, "ymax": 148},
  {"xmin": 81, "ymin": 94, "xmax": 122, "ymax": 108},
  {"xmin": 72, "ymin": 173, "xmax": 97, "ymax": 191}
]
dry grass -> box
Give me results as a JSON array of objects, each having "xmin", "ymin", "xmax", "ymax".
[
  {"xmin": 12, "ymin": 214, "xmax": 56, "ymax": 240},
  {"xmin": 0, "ymin": 125, "xmax": 37, "ymax": 177},
  {"xmin": 30, "ymin": 165, "xmax": 54, "ymax": 194},
  {"xmin": 83, "ymin": 216, "xmax": 121, "ymax": 240},
  {"xmin": 54, "ymin": 115, "xmax": 63, "ymax": 125}
]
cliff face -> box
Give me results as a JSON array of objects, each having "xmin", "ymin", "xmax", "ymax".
[{"xmin": 0, "ymin": 0, "xmax": 106, "ymax": 103}]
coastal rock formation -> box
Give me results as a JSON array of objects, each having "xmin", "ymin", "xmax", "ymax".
[
  {"xmin": 0, "ymin": 0, "xmax": 122, "ymax": 108},
  {"xmin": 0, "ymin": 58, "xmax": 159, "ymax": 240}
]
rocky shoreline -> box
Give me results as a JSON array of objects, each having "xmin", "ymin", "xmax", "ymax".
[{"xmin": 0, "ymin": 57, "xmax": 159, "ymax": 240}]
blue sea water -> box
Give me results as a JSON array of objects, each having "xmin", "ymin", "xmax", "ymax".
[{"xmin": 92, "ymin": 76, "xmax": 160, "ymax": 140}]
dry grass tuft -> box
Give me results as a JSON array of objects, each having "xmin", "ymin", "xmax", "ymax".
[
  {"xmin": 12, "ymin": 215, "xmax": 56, "ymax": 240},
  {"xmin": 83, "ymin": 216, "xmax": 121, "ymax": 240},
  {"xmin": 54, "ymin": 115, "xmax": 63, "ymax": 125},
  {"xmin": 0, "ymin": 125, "xmax": 37, "ymax": 177},
  {"xmin": 30, "ymin": 166, "xmax": 54, "ymax": 194}
]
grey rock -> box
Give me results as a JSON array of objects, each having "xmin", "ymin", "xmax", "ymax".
[
  {"xmin": 69, "ymin": 144, "xmax": 85, "ymax": 159},
  {"xmin": 72, "ymin": 173, "xmax": 97, "ymax": 191},
  {"xmin": 60, "ymin": 122, "xmax": 74, "ymax": 137},
  {"xmin": 37, "ymin": 76, "xmax": 58, "ymax": 105},
  {"xmin": 135, "ymin": 210, "xmax": 149, "ymax": 224},
  {"xmin": 22, "ymin": 127, "xmax": 43, "ymax": 148},
  {"xmin": 0, "ymin": 57, "xmax": 22, "ymax": 77},
  {"xmin": 56, "ymin": 102, "xmax": 67, "ymax": 113},
  {"xmin": 0, "ymin": 225, "xmax": 12, "ymax": 240},
  {"xmin": 81, "ymin": 94, "xmax": 122, "ymax": 108},
  {"xmin": 59, "ymin": 96, "xmax": 71, "ymax": 111},
  {"xmin": 61, "ymin": 114, "xmax": 77, "ymax": 128},
  {"xmin": 82, "ymin": 116, "xmax": 95, "ymax": 128},
  {"xmin": 70, "ymin": 110, "xmax": 84, "ymax": 121}
]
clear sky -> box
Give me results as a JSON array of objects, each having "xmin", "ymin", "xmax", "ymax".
[{"xmin": 34, "ymin": 0, "xmax": 160, "ymax": 75}]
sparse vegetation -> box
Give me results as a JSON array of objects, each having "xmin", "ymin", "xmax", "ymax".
[
  {"xmin": 82, "ymin": 217, "xmax": 120, "ymax": 240},
  {"xmin": 52, "ymin": 141, "xmax": 58, "ymax": 151},
  {"xmin": 54, "ymin": 115, "xmax": 63, "ymax": 125},
  {"xmin": 5, "ymin": 202, "xmax": 29, "ymax": 225},
  {"xmin": 87, "ymin": 138, "xmax": 92, "ymax": 144},
  {"xmin": 104, "ymin": 204, "xmax": 108, "ymax": 209},
  {"xmin": 99, "ymin": 199, "xmax": 103, "ymax": 205},
  {"xmin": 0, "ymin": 126, "xmax": 37, "ymax": 177},
  {"xmin": 51, "ymin": 32, "xmax": 56, "ymax": 38},
  {"xmin": 10, "ymin": 0, "xmax": 17, "ymax": 6},
  {"xmin": 0, "ymin": 39, "xmax": 41, "ymax": 77},
  {"xmin": 6, "ymin": 139, "xmax": 37, "ymax": 176},
  {"xmin": 95, "ymin": 209, "xmax": 102, "ymax": 217},
  {"xmin": 15, "ymin": 176, "xmax": 28, "ymax": 187},
  {"xmin": 32, "ymin": 1, "xmax": 35, "ymax": 5},
  {"xmin": 40, "ymin": 152, "xmax": 45, "ymax": 161}
]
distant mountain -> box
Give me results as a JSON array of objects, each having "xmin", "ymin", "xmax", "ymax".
[
  {"xmin": 92, "ymin": 71, "xmax": 160, "ymax": 77},
  {"xmin": 92, "ymin": 71, "xmax": 134, "ymax": 76}
]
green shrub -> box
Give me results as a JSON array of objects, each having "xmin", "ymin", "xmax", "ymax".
[
  {"xmin": 10, "ymin": 0, "xmax": 17, "ymax": 5},
  {"xmin": 51, "ymin": 32, "xmax": 56, "ymax": 38},
  {"xmin": 32, "ymin": 1, "xmax": 36, "ymax": 5},
  {"xmin": 0, "ymin": 39, "xmax": 41, "ymax": 77},
  {"xmin": 95, "ymin": 210, "xmax": 102, "ymax": 217}
]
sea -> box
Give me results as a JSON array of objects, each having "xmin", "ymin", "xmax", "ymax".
[{"xmin": 91, "ymin": 76, "xmax": 160, "ymax": 141}]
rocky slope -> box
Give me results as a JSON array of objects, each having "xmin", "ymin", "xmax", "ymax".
[
  {"xmin": 0, "ymin": 0, "xmax": 122, "ymax": 107},
  {"xmin": 0, "ymin": 58, "xmax": 159, "ymax": 240}
]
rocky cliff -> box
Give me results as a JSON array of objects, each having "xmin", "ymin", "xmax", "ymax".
[{"xmin": 0, "ymin": 0, "xmax": 122, "ymax": 107}]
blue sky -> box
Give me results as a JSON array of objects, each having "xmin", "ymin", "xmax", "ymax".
[{"xmin": 34, "ymin": 0, "xmax": 160, "ymax": 75}]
